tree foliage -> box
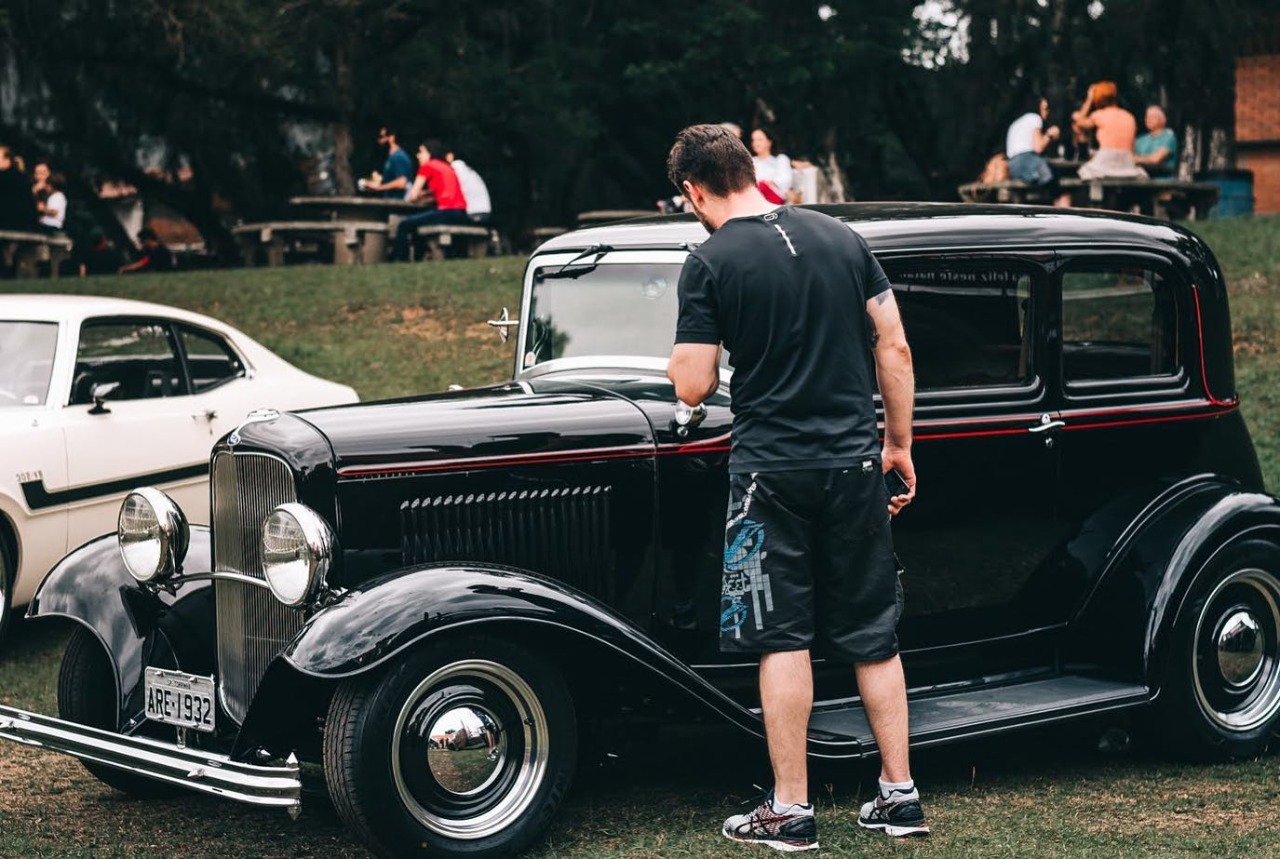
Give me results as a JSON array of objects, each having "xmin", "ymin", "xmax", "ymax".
[{"xmin": 0, "ymin": 0, "xmax": 1271, "ymax": 258}]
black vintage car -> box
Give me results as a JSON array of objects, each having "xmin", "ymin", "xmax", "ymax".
[{"xmin": 2, "ymin": 204, "xmax": 1277, "ymax": 858}]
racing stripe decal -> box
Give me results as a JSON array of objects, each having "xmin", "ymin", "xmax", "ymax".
[{"xmin": 19, "ymin": 463, "xmax": 209, "ymax": 511}]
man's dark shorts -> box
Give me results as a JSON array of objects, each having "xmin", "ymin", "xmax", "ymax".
[{"xmin": 719, "ymin": 461, "xmax": 903, "ymax": 662}]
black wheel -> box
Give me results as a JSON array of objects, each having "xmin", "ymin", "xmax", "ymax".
[
  {"xmin": 57, "ymin": 626, "xmax": 172, "ymax": 798},
  {"xmin": 324, "ymin": 636, "xmax": 577, "ymax": 858},
  {"xmin": 0, "ymin": 533, "xmax": 12, "ymax": 646},
  {"xmin": 1155, "ymin": 539, "xmax": 1280, "ymax": 760}
]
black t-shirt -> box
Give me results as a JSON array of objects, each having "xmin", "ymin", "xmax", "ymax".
[{"xmin": 675, "ymin": 206, "xmax": 891, "ymax": 473}]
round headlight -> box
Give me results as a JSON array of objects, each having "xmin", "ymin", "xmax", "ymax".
[
  {"xmin": 117, "ymin": 487, "xmax": 189, "ymax": 582},
  {"xmin": 261, "ymin": 503, "xmax": 334, "ymax": 607}
]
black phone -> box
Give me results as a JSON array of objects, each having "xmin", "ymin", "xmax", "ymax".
[{"xmin": 884, "ymin": 468, "xmax": 910, "ymax": 498}]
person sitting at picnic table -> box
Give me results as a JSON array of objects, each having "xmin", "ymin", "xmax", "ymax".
[
  {"xmin": 118, "ymin": 227, "xmax": 174, "ymax": 274},
  {"xmin": 750, "ymin": 126, "xmax": 792, "ymax": 205},
  {"xmin": 1005, "ymin": 95, "xmax": 1060, "ymax": 187},
  {"xmin": 35, "ymin": 170, "xmax": 67, "ymax": 234},
  {"xmin": 360, "ymin": 126, "xmax": 416, "ymax": 198},
  {"xmin": 1072, "ymin": 81, "xmax": 1147, "ymax": 180},
  {"xmin": 444, "ymin": 146, "xmax": 492, "ymax": 225},
  {"xmin": 392, "ymin": 139, "xmax": 469, "ymax": 261},
  {"xmin": 1134, "ymin": 105, "xmax": 1178, "ymax": 178}
]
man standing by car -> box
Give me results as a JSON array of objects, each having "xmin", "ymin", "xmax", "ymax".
[{"xmin": 665, "ymin": 124, "xmax": 926, "ymax": 851}]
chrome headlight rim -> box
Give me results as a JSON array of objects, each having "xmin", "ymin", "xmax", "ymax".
[
  {"xmin": 117, "ymin": 487, "xmax": 190, "ymax": 583},
  {"xmin": 261, "ymin": 502, "xmax": 334, "ymax": 607}
]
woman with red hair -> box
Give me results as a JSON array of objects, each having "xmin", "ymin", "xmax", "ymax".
[{"xmin": 1072, "ymin": 81, "xmax": 1147, "ymax": 180}]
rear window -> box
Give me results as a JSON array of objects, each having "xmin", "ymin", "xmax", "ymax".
[
  {"xmin": 180, "ymin": 326, "xmax": 245, "ymax": 393},
  {"xmin": 1061, "ymin": 266, "xmax": 1179, "ymax": 383}
]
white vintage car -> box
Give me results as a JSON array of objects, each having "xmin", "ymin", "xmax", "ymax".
[{"xmin": 0, "ymin": 295, "xmax": 358, "ymax": 641}]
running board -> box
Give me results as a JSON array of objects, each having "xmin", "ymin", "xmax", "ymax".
[
  {"xmin": 806, "ymin": 676, "xmax": 1149, "ymax": 759},
  {"xmin": 0, "ymin": 704, "xmax": 301, "ymax": 813}
]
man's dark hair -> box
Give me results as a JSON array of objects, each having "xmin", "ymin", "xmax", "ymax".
[
  {"xmin": 424, "ymin": 138, "xmax": 445, "ymax": 159},
  {"xmin": 1024, "ymin": 94, "xmax": 1047, "ymax": 115},
  {"xmin": 666, "ymin": 124, "xmax": 756, "ymax": 197}
]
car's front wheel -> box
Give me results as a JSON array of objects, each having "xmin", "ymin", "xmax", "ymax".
[
  {"xmin": 1155, "ymin": 538, "xmax": 1280, "ymax": 760},
  {"xmin": 324, "ymin": 635, "xmax": 577, "ymax": 858},
  {"xmin": 57, "ymin": 626, "xmax": 172, "ymax": 797}
]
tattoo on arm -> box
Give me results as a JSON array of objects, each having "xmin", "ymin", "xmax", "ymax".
[
  {"xmin": 874, "ymin": 291, "xmax": 892, "ymax": 306},
  {"xmin": 868, "ymin": 316, "xmax": 879, "ymax": 347}
]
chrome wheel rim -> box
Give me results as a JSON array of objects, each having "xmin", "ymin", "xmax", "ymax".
[
  {"xmin": 1192, "ymin": 568, "xmax": 1280, "ymax": 732},
  {"xmin": 391, "ymin": 659, "xmax": 549, "ymax": 840}
]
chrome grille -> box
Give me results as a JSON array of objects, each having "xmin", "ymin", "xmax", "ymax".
[{"xmin": 212, "ymin": 452, "xmax": 305, "ymax": 725}]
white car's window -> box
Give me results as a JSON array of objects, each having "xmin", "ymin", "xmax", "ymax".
[
  {"xmin": 180, "ymin": 326, "xmax": 245, "ymax": 393},
  {"xmin": 0, "ymin": 320, "xmax": 58, "ymax": 406},
  {"xmin": 71, "ymin": 320, "xmax": 186, "ymax": 404}
]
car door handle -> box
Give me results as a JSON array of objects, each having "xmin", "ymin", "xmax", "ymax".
[
  {"xmin": 192, "ymin": 410, "xmax": 218, "ymax": 421},
  {"xmin": 1028, "ymin": 415, "xmax": 1065, "ymax": 433}
]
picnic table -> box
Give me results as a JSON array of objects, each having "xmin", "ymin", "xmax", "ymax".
[
  {"xmin": 288, "ymin": 195, "xmax": 432, "ymax": 222},
  {"xmin": 576, "ymin": 209, "xmax": 657, "ymax": 225},
  {"xmin": 0, "ymin": 230, "xmax": 73, "ymax": 279},
  {"xmin": 957, "ymin": 178, "xmax": 1220, "ymax": 221}
]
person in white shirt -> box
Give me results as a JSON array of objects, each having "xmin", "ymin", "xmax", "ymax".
[
  {"xmin": 1005, "ymin": 96, "xmax": 1060, "ymax": 186},
  {"xmin": 445, "ymin": 149, "xmax": 492, "ymax": 225},
  {"xmin": 36, "ymin": 171, "xmax": 67, "ymax": 233},
  {"xmin": 750, "ymin": 127, "xmax": 792, "ymax": 205}
]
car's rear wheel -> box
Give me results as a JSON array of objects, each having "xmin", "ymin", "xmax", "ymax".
[
  {"xmin": 324, "ymin": 635, "xmax": 577, "ymax": 858},
  {"xmin": 0, "ymin": 533, "xmax": 13, "ymax": 646},
  {"xmin": 1155, "ymin": 538, "xmax": 1280, "ymax": 760},
  {"xmin": 57, "ymin": 626, "xmax": 172, "ymax": 798}
]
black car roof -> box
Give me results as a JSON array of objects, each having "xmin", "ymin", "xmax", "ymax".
[{"xmin": 533, "ymin": 202, "xmax": 1210, "ymax": 259}]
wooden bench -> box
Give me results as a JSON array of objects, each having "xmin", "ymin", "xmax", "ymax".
[
  {"xmin": 414, "ymin": 224, "xmax": 491, "ymax": 261},
  {"xmin": 0, "ymin": 230, "xmax": 73, "ymax": 279},
  {"xmin": 232, "ymin": 221, "xmax": 389, "ymax": 267},
  {"xmin": 958, "ymin": 179, "xmax": 1220, "ymax": 220}
]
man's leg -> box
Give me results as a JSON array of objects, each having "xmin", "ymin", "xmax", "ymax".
[
  {"xmin": 392, "ymin": 211, "xmax": 433, "ymax": 260},
  {"xmin": 759, "ymin": 649, "xmax": 813, "ymax": 806},
  {"xmin": 855, "ymin": 654, "xmax": 910, "ymax": 783}
]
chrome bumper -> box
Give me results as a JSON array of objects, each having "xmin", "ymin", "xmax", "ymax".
[{"xmin": 0, "ymin": 704, "xmax": 301, "ymax": 815}]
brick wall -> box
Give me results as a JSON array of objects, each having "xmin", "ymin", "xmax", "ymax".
[
  {"xmin": 1236, "ymin": 54, "xmax": 1280, "ymax": 213},
  {"xmin": 1239, "ymin": 150, "xmax": 1280, "ymax": 215},
  {"xmin": 1237, "ymin": 55, "xmax": 1280, "ymax": 143}
]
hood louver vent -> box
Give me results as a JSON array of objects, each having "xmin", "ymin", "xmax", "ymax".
[{"xmin": 400, "ymin": 486, "xmax": 613, "ymax": 599}]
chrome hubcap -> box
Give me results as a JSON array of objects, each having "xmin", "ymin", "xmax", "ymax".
[
  {"xmin": 1193, "ymin": 568, "xmax": 1280, "ymax": 732},
  {"xmin": 391, "ymin": 659, "xmax": 549, "ymax": 840},
  {"xmin": 1217, "ymin": 610, "xmax": 1264, "ymax": 688}
]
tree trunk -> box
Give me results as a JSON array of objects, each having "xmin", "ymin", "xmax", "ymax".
[{"xmin": 331, "ymin": 40, "xmax": 356, "ymax": 195}]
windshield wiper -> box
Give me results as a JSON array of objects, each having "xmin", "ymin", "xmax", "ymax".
[{"xmin": 541, "ymin": 244, "xmax": 614, "ymax": 280}]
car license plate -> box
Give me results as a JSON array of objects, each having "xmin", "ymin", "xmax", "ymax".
[{"xmin": 144, "ymin": 668, "xmax": 216, "ymax": 733}]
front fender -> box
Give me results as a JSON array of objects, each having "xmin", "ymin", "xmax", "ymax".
[
  {"xmin": 28, "ymin": 528, "xmax": 215, "ymax": 730},
  {"xmin": 283, "ymin": 564, "xmax": 767, "ymax": 742}
]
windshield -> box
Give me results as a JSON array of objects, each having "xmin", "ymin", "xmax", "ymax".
[
  {"xmin": 0, "ymin": 321, "xmax": 59, "ymax": 406},
  {"xmin": 521, "ymin": 262, "xmax": 686, "ymax": 371}
]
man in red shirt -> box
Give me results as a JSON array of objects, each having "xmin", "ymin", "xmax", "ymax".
[{"xmin": 392, "ymin": 139, "xmax": 471, "ymax": 261}]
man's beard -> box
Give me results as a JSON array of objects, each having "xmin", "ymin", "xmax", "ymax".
[{"xmin": 688, "ymin": 198, "xmax": 717, "ymax": 234}]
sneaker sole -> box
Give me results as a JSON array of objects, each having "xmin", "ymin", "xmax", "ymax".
[
  {"xmin": 857, "ymin": 819, "xmax": 930, "ymax": 838},
  {"xmin": 723, "ymin": 829, "xmax": 819, "ymax": 852}
]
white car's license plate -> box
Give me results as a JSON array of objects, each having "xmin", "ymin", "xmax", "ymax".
[{"xmin": 144, "ymin": 668, "xmax": 216, "ymax": 733}]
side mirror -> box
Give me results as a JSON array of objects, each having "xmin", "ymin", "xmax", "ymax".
[
  {"xmin": 88, "ymin": 381, "xmax": 121, "ymax": 415},
  {"xmin": 486, "ymin": 307, "xmax": 520, "ymax": 343}
]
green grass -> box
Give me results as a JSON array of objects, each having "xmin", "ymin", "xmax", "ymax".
[{"xmin": 2, "ymin": 218, "xmax": 1280, "ymax": 857}]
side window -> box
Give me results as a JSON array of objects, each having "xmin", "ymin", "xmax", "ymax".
[
  {"xmin": 72, "ymin": 320, "xmax": 186, "ymax": 404},
  {"xmin": 882, "ymin": 261, "xmax": 1034, "ymax": 391},
  {"xmin": 180, "ymin": 326, "xmax": 245, "ymax": 393},
  {"xmin": 1061, "ymin": 266, "xmax": 1179, "ymax": 383}
]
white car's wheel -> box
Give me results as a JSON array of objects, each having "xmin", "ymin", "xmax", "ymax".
[
  {"xmin": 0, "ymin": 534, "xmax": 12, "ymax": 645},
  {"xmin": 324, "ymin": 635, "xmax": 577, "ymax": 858}
]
